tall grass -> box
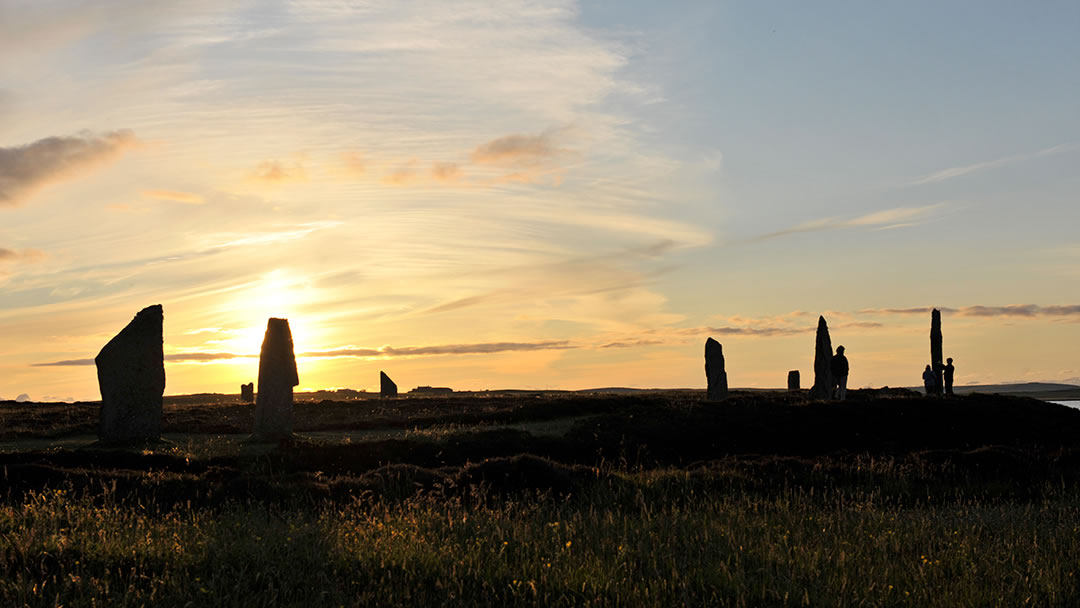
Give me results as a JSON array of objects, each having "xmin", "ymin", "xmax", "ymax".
[{"xmin": 3, "ymin": 474, "xmax": 1079, "ymax": 607}]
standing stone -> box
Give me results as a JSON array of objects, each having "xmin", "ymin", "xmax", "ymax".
[
  {"xmin": 380, "ymin": 371, "xmax": 398, "ymax": 398},
  {"xmin": 930, "ymin": 308, "xmax": 944, "ymax": 394},
  {"xmin": 809, "ymin": 316, "xmax": 834, "ymax": 399},
  {"xmin": 240, "ymin": 382, "xmax": 254, "ymax": 403},
  {"xmin": 254, "ymin": 318, "xmax": 299, "ymax": 437},
  {"xmin": 95, "ymin": 305, "xmax": 165, "ymax": 443},
  {"xmin": 787, "ymin": 370, "xmax": 800, "ymax": 391},
  {"xmin": 704, "ymin": 337, "xmax": 728, "ymax": 400}
]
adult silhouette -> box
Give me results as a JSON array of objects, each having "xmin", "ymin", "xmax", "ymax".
[
  {"xmin": 942, "ymin": 357, "xmax": 955, "ymax": 396},
  {"xmin": 830, "ymin": 345, "xmax": 849, "ymax": 400},
  {"xmin": 922, "ymin": 364, "xmax": 936, "ymax": 396}
]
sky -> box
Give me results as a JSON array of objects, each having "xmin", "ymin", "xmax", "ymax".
[{"xmin": 1, "ymin": 0, "xmax": 1079, "ymax": 401}]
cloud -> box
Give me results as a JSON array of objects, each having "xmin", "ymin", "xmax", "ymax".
[
  {"xmin": 753, "ymin": 203, "xmax": 948, "ymax": 242},
  {"xmin": 0, "ymin": 248, "xmax": 47, "ymax": 264},
  {"xmin": 472, "ymin": 132, "xmax": 561, "ymax": 165},
  {"xmin": 431, "ymin": 162, "xmax": 462, "ymax": 181},
  {"xmin": 908, "ymin": 144, "xmax": 1078, "ymax": 186},
  {"xmin": 252, "ymin": 160, "xmax": 306, "ymax": 182},
  {"xmin": 33, "ymin": 340, "xmax": 575, "ymax": 367},
  {"xmin": 599, "ymin": 339, "xmax": 665, "ymax": 349},
  {"xmin": 0, "ymin": 130, "xmax": 137, "ymax": 206},
  {"xmin": 382, "ymin": 161, "xmax": 419, "ymax": 185},
  {"xmin": 142, "ymin": 189, "xmax": 204, "ymax": 204},
  {"xmin": 858, "ymin": 304, "xmax": 1080, "ymax": 319},
  {"xmin": 341, "ymin": 152, "xmax": 366, "ymax": 175},
  {"xmin": 303, "ymin": 340, "xmax": 574, "ymax": 358}
]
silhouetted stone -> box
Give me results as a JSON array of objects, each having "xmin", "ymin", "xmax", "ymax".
[
  {"xmin": 930, "ymin": 308, "xmax": 944, "ymax": 395},
  {"xmin": 254, "ymin": 318, "xmax": 298, "ymax": 437},
  {"xmin": 240, "ymin": 382, "xmax": 254, "ymax": 403},
  {"xmin": 705, "ymin": 337, "xmax": 728, "ymax": 400},
  {"xmin": 380, "ymin": 371, "xmax": 398, "ymax": 398},
  {"xmin": 809, "ymin": 316, "xmax": 834, "ymax": 399},
  {"xmin": 788, "ymin": 370, "xmax": 800, "ymax": 391},
  {"xmin": 95, "ymin": 305, "xmax": 165, "ymax": 443}
]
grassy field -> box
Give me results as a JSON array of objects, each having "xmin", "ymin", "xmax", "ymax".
[{"xmin": 3, "ymin": 390, "xmax": 1080, "ymax": 606}]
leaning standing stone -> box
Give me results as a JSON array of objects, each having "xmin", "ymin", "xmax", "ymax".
[
  {"xmin": 809, "ymin": 316, "xmax": 834, "ymax": 399},
  {"xmin": 96, "ymin": 304, "xmax": 165, "ymax": 443},
  {"xmin": 254, "ymin": 318, "xmax": 299, "ymax": 437},
  {"xmin": 705, "ymin": 337, "xmax": 728, "ymax": 400},
  {"xmin": 380, "ymin": 371, "xmax": 398, "ymax": 398}
]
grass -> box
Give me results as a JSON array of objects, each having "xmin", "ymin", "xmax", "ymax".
[
  {"xmin": 4, "ymin": 391, "xmax": 1080, "ymax": 606},
  {"xmin": 3, "ymin": 469, "xmax": 1080, "ymax": 607}
]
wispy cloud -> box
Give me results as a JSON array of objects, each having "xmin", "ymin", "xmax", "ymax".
[
  {"xmin": 33, "ymin": 340, "xmax": 576, "ymax": 367},
  {"xmin": 0, "ymin": 130, "xmax": 137, "ymax": 206},
  {"xmin": 753, "ymin": 203, "xmax": 948, "ymax": 241},
  {"xmin": 908, "ymin": 144, "xmax": 1078, "ymax": 186},
  {"xmin": 860, "ymin": 304, "xmax": 1080, "ymax": 318},
  {"xmin": 141, "ymin": 189, "xmax": 204, "ymax": 204}
]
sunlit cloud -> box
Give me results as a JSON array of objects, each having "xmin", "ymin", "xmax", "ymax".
[
  {"xmin": 252, "ymin": 159, "xmax": 307, "ymax": 182},
  {"xmin": 142, "ymin": 189, "xmax": 204, "ymax": 204},
  {"xmin": 472, "ymin": 131, "xmax": 562, "ymax": 165},
  {"xmin": 431, "ymin": 162, "xmax": 462, "ymax": 182},
  {"xmin": 0, "ymin": 248, "xmax": 47, "ymax": 264},
  {"xmin": 0, "ymin": 130, "xmax": 137, "ymax": 206}
]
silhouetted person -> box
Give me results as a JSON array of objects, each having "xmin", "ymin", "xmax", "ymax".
[
  {"xmin": 922, "ymin": 364, "xmax": 935, "ymax": 395},
  {"xmin": 830, "ymin": 345, "xmax": 849, "ymax": 400},
  {"xmin": 942, "ymin": 357, "xmax": 955, "ymax": 396}
]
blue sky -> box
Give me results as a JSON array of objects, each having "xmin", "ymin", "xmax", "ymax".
[{"xmin": 1, "ymin": 1, "xmax": 1078, "ymax": 400}]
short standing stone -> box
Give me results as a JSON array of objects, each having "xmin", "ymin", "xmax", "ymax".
[
  {"xmin": 240, "ymin": 382, "xmax": 254, "ymax": 403},
  {"xmin": 380, "ymin": 371, "xmax": 398, "ymax": 398},
  {"xmin": 95, "ymin": 305, "xmax": 165, "ymax": 443},
  {"xmin": 254, "ymin": 318, "xmax": 299, "ymax": 437},
  {"xmin": 787, "ymin": 370, "xmax": 800, "ymax": 391},
  {"xmin": 809, "ymin": 316, "xmax": 834, "ymax": 399},
  {"xmin": 704, "ymin": 337, "xmax": 728, "ymax": 400}
]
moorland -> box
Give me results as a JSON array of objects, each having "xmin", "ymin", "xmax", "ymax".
[{"xmin": 3, "ymin": 389, "xmax": 1080, "ymax": 606}]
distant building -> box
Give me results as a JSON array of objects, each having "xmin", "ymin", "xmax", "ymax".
[{"xmin": 409, "ymin": 386, "xmax": 453, "ymax": 395}]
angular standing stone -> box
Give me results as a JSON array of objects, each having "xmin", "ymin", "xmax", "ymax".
[
  {"xmin": 705, "ymin": 337, "xmax": 728, "ymax": 400},
  {"xmin": 240, "ymin": 382, "xmax": 254, "ymax": 403},
  {"xmin": 930, "ymin": 308, "xmax": 944, "ymax": 394},
  {"xmin": 380, "ymin": 371, "xmax": 398, "ymax": 398},
  {"xmin": 95, "ymin": 304, "xmax": 165, "ymax": 443},
  {"xmin": 787, "ymin": 370, "xmax": 800, "ymax": 391},
  {"xmin": 254, "ymin": 318, "xmax": 298, "ymax": 437},
  {"xmin": 809, "ymin": 316, "xmax": 834, "ymax": 399}
]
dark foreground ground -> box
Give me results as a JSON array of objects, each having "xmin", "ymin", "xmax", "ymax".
[{"xmin": 2, "ymin": 390, "xmax": 1080, "ymax": 606}]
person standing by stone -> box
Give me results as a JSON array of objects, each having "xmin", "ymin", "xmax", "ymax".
[
  {"xmin": 254, "ymin": 318, "xmax": 299, "ymax": 438},
  {"xmin": 922, "ymin": 364, "xmax": 936, "ymax": 396},
  {"xmin": 942, "ymin": 357, "xmax": 956, "ymax": 396},
  {"xmin": 830, "ymin": 345, "xmax": 849, "ymax": 400}
]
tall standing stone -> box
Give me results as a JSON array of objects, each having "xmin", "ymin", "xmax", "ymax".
[
  {"xmin": 254, "ymin": 318, "xmax": 298, "ymax": 437},
  {"xmin": 380, "ymin": 371, "xmax": 398, "ymax": 398},
  {"xmin": 704, "ymin": 337, "xmax": 728, "ymax": 400},
  {"xmin": 930, "ymin": 308, "xmax": 944, "ymax": 393},
  {"xmin": 809, "ymin": 316, "xmax": 834, "ymax": 399},
  {"xmin": 787, "ymin": 370, "xmax": 800, "ymax": 391},
  {"xmin": 240, "ymin": 382, "xmax": 254, "ymax": 403},
  {"xmin": 95, "ymin": 305, "xmax": 165, "ymax": 443}
]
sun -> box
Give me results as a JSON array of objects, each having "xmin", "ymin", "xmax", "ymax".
[{"xmin": 220, "ymin": 270, "xmax": 315, "ymax": 356}]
